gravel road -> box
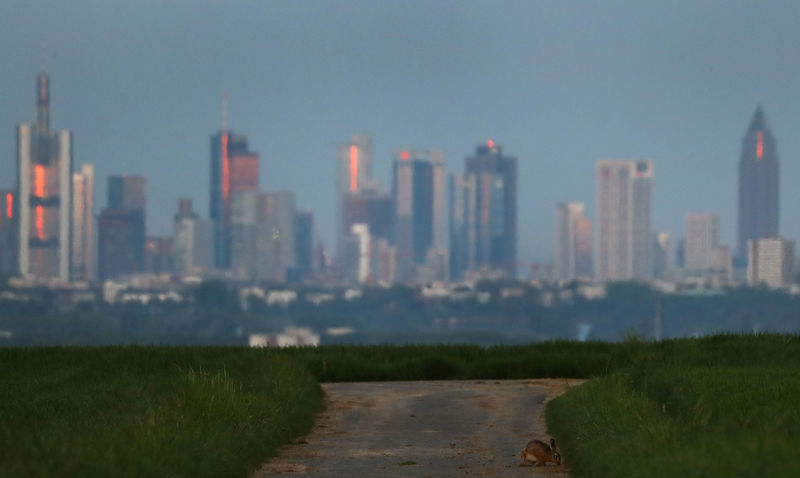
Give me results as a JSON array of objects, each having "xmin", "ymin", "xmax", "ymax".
[{"xmin": 252, "ymin": 379, "xmax": 584, "ymax": 477}]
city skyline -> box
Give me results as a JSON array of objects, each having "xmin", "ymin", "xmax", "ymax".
[{"xmin": 3, "ymin": 2, "xmax": 800, "ymax": 266}]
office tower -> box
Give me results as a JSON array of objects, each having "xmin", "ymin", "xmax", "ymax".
[
  {"xmin": 351, "ymin": 223, "xmax": 371, "ymax": 283},
  {"xmin": 392, "ymin": 149, "xmax": 434, "ymax": 282},
  {"xmin": 449, "ymin": 173, "xmax": 476, "ymax": 281},
  {"xmin": 0, "ymin": 191, "xmax": 17, "ymax": 275},
  {"xmin": 336, "ymin": 134, "xmax": 373, "ymax": 260},
  {"xmin": 16, "ymin": 70, "xmax": 72, "ymax": 281},
  {"xmin": 372, "ymin": 238, "xmax": 396, "ymax": 283},
  {"xmin": 431, "ymin": 150, "xmax": 447, "ymax": 250},
  {"xmin": 710, "ymin": 245, "xmax": 732, "ymax": 283},
  {"xmin": 747, "ymin": 237, "xmax": 794, "ymax": 288},
  {"xmin": 596, "ymin": 159, "xmax": 653, "ymax": 281},
  {"xmin": 173, "ymin": 198, "xmax": 213, "ymax": 275},
  {"xmin": 675, "ymin": 237, "xmax": 686, "ymax": 268},
  {"xmin": 294, "ymin": 211, "xmax": 314, "ymax": 280},
  {"xmin": 427, "ymin": 150, "xmax": 449, "ymax": 281},
  {"xmin": 97, "ymin": 209, "xmax": 144, "ymax": 282},
  {"xmin": 464, "ymin": 141, "xmax": 518, "ymax": 278},
  {"xmin": 145, "ymin": 236, "xmax": 173, "ymax": 275},
  {"xmin": 653, "ymin": 232, "xmax": 670, "ymax": 278},
  {"xmin": 684, "ymin": 212, "xmax": 719, "ymax": 271},
  {"xmin": 554, "ymin": 202, "xmax": 592, "ymax": 281},
  {"xmin": 107, "ymin": 175, "xmax": 145, "ymax": 210},
  {"xmin": 209, "ymin": 95, "xmax": 258, "ymax": 270},
  {"xmin": 228, "ymin": 153, "xmax": 259, "ymax": 278},
  {"xmin": 71, "ymin": 164, "xmax": 94, "ymax": 281},
  {"xmin": 98, "ymin": 175, "xmax": 146, "ymax": 282},
  {"xmin": 342, "ymin": 189, "xmax": 393, "ymax": 243},
  {"xmin": 737, "ymin": 106, "xmax": 779, "ymax": 263},
  {"xmin": 254, "ymin": 191, "xmax": 296, "ymax": 282}
]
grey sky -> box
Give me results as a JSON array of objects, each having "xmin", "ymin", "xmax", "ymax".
[{"xmin": 2, "ymin": 1, "xmax": 800, "ymax": 266}]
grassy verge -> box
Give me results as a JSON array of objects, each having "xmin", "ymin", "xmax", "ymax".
[
  {"xmin": 286, "ymin": 341, "xmax": 616, "ymax": 382},
  {"xmin": 3, "ymin": 336, "xmax": 799, "ymax": 476},
  {"xmin": 546, "ymin": 334, "xmax": 800, "ymax": 477},
  {"xmin": 0, "ymin": 347, "xmax": 323, "ymax": 478},
  {"xmin": 0, "ymin": 341, "xmax": 612, "ymax": 477}
]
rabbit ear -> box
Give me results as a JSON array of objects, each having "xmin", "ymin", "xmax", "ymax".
[{"xmin": 550, "ymin": 438, "xmax": 556, "ymax": 449}]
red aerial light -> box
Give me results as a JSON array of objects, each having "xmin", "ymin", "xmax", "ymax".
[
  {"xmin": 401, "ymin": 151, "xmax": 410, "ymax": 160},
  {"xmin": 221, "ymin": 133, "xmax": 230, "ymax": 198},
  {"xmin": 35, "ymin": 165, "xmax": 45, "ymax": 198},
  {"xmin": 487, "ymin": 139, "xmax": 494, "ymax": 148},
  {"xmin": 6, "ymin": 193, "xmax": 12, "ymax": 218},
  {"xmin": 757, "ymin": 131, "xmax": 763, "ymax": 159},
  {"xmin": 35, "ymin": 205, "xmax": 44, "ymax": 240},
  {"xmin": 350, "ymin": 145, "xmax": 358, "ymax": 192}
]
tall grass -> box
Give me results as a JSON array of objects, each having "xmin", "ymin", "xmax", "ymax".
[
  {"xmin": 286, "ymin": 341, "xmax": 616, "ymax": 382},
  {"xmin": 546, "ymin": 334, "xmax": 800, "ymax": 477},
  {"xmin": 3, "ymin": 336, "xmax": 799, "ymax": 477},
  {"xmin": 0, "ymin": 347, "xmax": 323, "ymax": 478}
]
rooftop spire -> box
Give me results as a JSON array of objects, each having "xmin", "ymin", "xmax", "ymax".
[
  {"xmin": 35, "ymin": 70, "xmax": 50, "ymax": 133},
  {"xmin": 747, "ymin": 105, "xmax": 768, "ymax": 133}
]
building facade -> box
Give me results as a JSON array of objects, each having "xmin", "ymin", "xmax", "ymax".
[
  {"xmin": 71, "ymin": 164, "xmax": 94, "ymax": 282},
  {"xmin": 737, "ymin": 106, "xmax": 779, "ymax": 263},
  {"xmin": 17, "ymin": 70, "xmax": 72, "ymax": 281},
  {"xmin": 595, "ymin": 159, "xmax": 653, "ymax": 281},
  {"xmin": 210, "ymin": 127, "xmax": 256, "ymax": 270},
  {"xmin": 684, "ymin": 212, "xmax": 719, "ymax": 271},
  {"xmin": 449, "ymin": 173, "xmax": 476, "ymax": 281},
  {"xmin": 173, "ymin": 198, "xmax": 213, "ymax": 275},
  {"xmin": 336, "ymin": 134, "xmax": 373, "ymax": 262},
  {"xmin": 98, "ymin": 175, "xmax": 146, "ymax": 282},
  {"xmin": 392, "ymin": 149, "xmax": 435, "ymax": 282},
  {"xmin": 463, "ymin": 141, "xmax": 517, "ymax": 278},
  {"xmin": 0, "ymin": 191, "xmax": 17, "ymax": 275},
  {"xmin": 747, "ymin": 237, "xmax": 794, "ymax": 288},
  {"xmin": 555, "ymin": 202, "xmax": 592, "ymax": 281}
]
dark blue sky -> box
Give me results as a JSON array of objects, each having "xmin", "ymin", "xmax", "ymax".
[{"xmin": 2, "ymin": 1, "xmax": 800, "ymax": 265}]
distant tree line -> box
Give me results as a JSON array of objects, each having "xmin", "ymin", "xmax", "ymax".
[{"xmin": 1, "ymin": 280, "xmax": 799, "ymax": 346}]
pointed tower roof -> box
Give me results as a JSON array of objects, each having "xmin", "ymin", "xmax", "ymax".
[{"xmin": 747, "ymin": 105, "xmax": 769, "ymax": 133}]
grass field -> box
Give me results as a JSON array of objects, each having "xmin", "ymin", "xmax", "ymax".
[
  {"xmin": 0, "ymin": 347, "xmax": 323, "ymax": 478},
  {"xmin": 546, "ymin": 334, "xmax": 800, "ymax": 477},
  {"xmin": 1, "ymin": 335, "xmax": 799, "ymax": 476}
]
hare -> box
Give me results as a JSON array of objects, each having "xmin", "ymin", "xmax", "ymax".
[{"xmin": 520, "ymin": 437, "xmax": 561, "ymax": 466}]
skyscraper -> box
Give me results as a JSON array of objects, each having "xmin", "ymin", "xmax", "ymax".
[
  {"xmin": 653, "ymin": 232, "xmax": 670, "ymax": 278},
  {"xmin": 17, "ymin": 70, "xmax": 72, "ymax": 281},
  {"xmin": 173, "ymin": 198, "xmax": 213, "ymax": 275},
  {"xmin": 555, "ymin": 202, "xmax": 592, "ymax": 281},
  {"xmin": 392, "ymin": 149, "xmax": 434, "ymax": 282},
  {"xmin": 464, "ymin": 141, "xmax": 517, "ymax": 278},
  {"xmin": 254, "ymin": 191, "xmax": 296, "ymax": 282},
  {"xmin": 210, "ymin": 95, "xmax": 258, "ymax": 271},
  {"xmin": 684, "ymin": 212, "xmax": 718, "ymax": 271},
  {"xmin": 71, "ymin": 164, "xmax": 94, "ymax": 282},
  {"xmin": 336, "ymin": 134, "xmax": 374, "ymax": 264},
  {"xmin": 98, "ymin": 176, "xmax": 146, "ymax": 282},
  {"xmin": 294, "ymin": 211, "xmax": 314, "ymax": 280},
  {"xmin": 449, "ymin": 173, "xmax": 476, "ymax": 281},
  {"xmin": 747, "ymin": 237, "xmax": 794, "ymax": 288},
  {"xmin": 737, "ymin": 106, "xmax": 779, "ymax": 263},
  {"xmin": 0, "ymin": 191, "xmax": 17, "ymax": 275},
  {"xmin": 596, "ymin": 159, "xmax": 653, "ymax": 281}
]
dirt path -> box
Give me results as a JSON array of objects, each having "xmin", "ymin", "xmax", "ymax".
[{"xmin": 252, "ymin": 379, "xmax": 584, "ymax": 477}]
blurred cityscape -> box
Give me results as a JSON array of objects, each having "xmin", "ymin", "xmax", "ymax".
[{"xmin": 0, "ymin": 71, "xmax": 797, "ymax": 346}]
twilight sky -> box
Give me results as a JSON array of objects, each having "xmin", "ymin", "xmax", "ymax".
[{"xmin": 2, "ymin": 0, "xmax": 800, "ymax": 267}]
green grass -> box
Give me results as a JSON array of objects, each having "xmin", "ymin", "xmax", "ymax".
[
  {"xmin": 3, "ymin": 336, "xmax": 800, "ymax": 477},
  {"xmin": 286, "ymin": 341, "xmax": 616, "ymax": 382},
  {"xmin": 546, "ymin": 334, "xmax": 800, "ymax": 477},
  {"xmin": 0, "ymin": 347, "xmax": 323, "ymax": 478}
]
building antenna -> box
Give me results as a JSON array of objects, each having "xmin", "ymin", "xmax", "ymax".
[{"xmin": 221, "ymin": 91, "xmax": 228, "ymax": 134}]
